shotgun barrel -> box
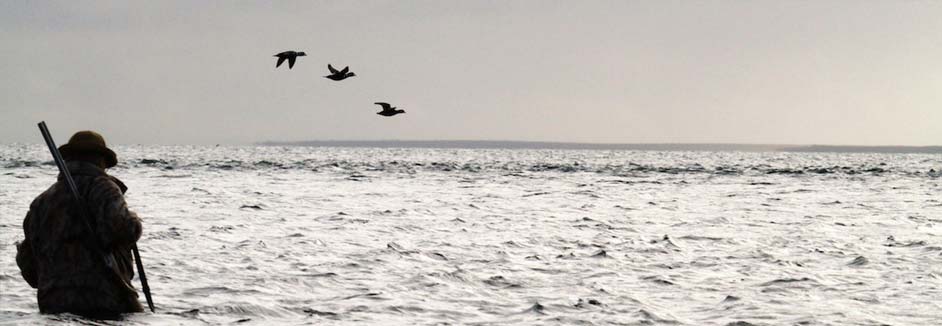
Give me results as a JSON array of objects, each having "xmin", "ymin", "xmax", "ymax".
[
  {"xmin": 133, "ymin": 246, "xmax": 155, "ymax": 312},
  {"xmin": 37, "ymin": 121, "xmax": 155, "ymax": 312}
]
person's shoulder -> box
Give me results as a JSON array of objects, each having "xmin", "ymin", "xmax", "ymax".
[
  {"xmin": 29, "ymin": 183, "xmax": 59, "ymax": 210},
  {"xmin": 88, "ymin": 174, "xmax": 128, "ymax": 195},
  {"xmin": 109, "ymin": 176, "xmax": 128, "ymax": 193}
]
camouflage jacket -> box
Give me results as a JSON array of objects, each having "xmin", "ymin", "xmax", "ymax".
[{"xmin": 15, "ymin": 161, "xmax": 144, "ymax": 315}]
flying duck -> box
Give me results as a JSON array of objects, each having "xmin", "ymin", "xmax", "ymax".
[
  {"xmin": 274, "ymin": 51, "xmax": 306, "ymax": 69},
  {"xmin": 325, "ymin": 64, "xmax": 356, "ymax": 81},
  {"xmin": 374, "ymin": 102, "xmax": 405, "ymax": 117}
]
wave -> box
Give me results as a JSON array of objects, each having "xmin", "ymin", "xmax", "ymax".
[
  {"xmin": 3, "ymin": 157, "xmax": 939, "ymax": 177},
  {"xmin": 2, "ymin": 145, "xmax": 939, "ymax": 178}
]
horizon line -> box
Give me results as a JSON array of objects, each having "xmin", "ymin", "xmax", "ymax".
[
  {"xmin": 258, "ymin": 139, "xmax": 942, "ymax": 153},
  {"xmin": 3, "ymin": 140, "xmax": 939, "ymax": 153}
]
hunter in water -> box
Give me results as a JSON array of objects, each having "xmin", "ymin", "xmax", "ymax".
[{"xmin": 15, "ymin": 131, "xmax": 145, "ymax": 318}]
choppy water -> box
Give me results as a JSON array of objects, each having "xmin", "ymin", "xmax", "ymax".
[{"xmin": 1, "ymin": 144, "xmax": 940, "ymax": 325}]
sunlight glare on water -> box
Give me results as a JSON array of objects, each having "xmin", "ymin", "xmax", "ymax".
[{"xmin": 1, "ymin": 145, "xmax": 940, "ymax": 325}]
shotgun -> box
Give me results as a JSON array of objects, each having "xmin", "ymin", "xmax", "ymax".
[{"xmin": 38, "ymin": 121, "xmax": 155, "ymax": 313}]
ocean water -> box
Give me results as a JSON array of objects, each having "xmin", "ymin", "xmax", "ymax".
[{"xmin": 1, "ymin": 144, "xmax": 940, "ymax": 325}]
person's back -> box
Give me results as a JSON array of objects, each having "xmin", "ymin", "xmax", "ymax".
[{"xmin": 15, "ymin": 131, "xmax": 144, "ymax": 318}]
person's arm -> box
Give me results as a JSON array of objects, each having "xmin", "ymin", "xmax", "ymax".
[
  {"xmin": 87, "ymin": 176, "xmax": 142, "ymax": 247},
  {"xmin": 16, "ymin": 210, "xmax": 38, "ymax": 288}
]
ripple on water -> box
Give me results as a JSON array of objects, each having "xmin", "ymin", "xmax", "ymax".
[{"xmin": 1, "ymin": 146, "xmax": 940, "ymax": 325}]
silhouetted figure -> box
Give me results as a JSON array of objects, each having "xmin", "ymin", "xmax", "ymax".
[
  {"xmin": 325, "ymin": 64, "xmax": 356, "ymax": 81},
  {"xmin": 274, "ymin": 51, "xmax": 306, "ymax": 69},
  {"xmin": 16, "ymin": 131, "xmax": 144, "ymax": 318},
  {"xmin": 374, "ymin": 102, "xmax": 405, "ymax": 117}
]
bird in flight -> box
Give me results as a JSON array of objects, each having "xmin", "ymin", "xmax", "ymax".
[
  {"xmin": 325, "ymin": 64, "xmax": 356, "ymax": 81},
  {"xmin": 274, "ymin": 51, "xmax": 306, "ymax": 69},
  {"xmin": 374, "ymin": 102, "xmax": 405, "ymax": 117}
]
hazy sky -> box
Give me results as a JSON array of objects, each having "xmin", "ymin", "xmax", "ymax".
[{"xmin": 1, "ymin": 1, "xmax": 940, "ymax": 146}]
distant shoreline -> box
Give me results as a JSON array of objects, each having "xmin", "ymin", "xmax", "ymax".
[{"xmin": 258, "ymin": 140, "xmax": 942, "ymax": 154}]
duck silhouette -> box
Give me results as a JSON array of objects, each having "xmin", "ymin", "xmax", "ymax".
[
  {"xmin": 374, "ymin": 102, "xmax": 405, "ymax": 117},
  {"xmin": 325, "ymin": 64, "xmax": 356, "ymax": 81},
  {"xmin": 274, "ymin": 51, "xmax": 306, "ymax": 69}
]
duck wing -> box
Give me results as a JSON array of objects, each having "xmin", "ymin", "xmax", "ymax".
[
  {"xmin": 287, "ymin": 56, "xmax": 297, "ymax": 69},
  {"xmin": 328, "ymin": 64, "xmax": 339, "ymax": 74},
  {"xmin": 276, "ymin": 56, "xmax": 287, "ymax": 68},
  {"xmin": 374, "ymin": 102, "xmax": 392, "ymax": 110},
  {"xmin": 340, "ymin": 66, "xmax": 350, "ymax": 74}
]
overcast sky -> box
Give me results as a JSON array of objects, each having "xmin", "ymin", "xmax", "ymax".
[{"xmin": 1, "ymin": 1, "xmax": 939, "ymax": 146}]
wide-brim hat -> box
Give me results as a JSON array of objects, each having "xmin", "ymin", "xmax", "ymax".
[{"xmin": 58, "ymin": 131, "xmax": 118, "ymax": 168}]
